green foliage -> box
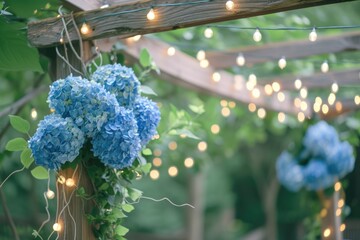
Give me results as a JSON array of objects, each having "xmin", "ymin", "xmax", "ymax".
[
  {"xmin": 139, "ymin": 48, "xmax": 152, "ymax": 68},
  {"xmin": 20, "ymin": 148, "xmax": 34, "ymax": 168},
  {"xmin": 9, "ymin": 115, "xmax": 30, "ymax": 133},
  {"xmin": 30, "ymin": 166, "xmax": 49, "ymax": 180},
  {"xmin": 5, "ymin": 137, "xmax": 27, "ymax": 151},
  {"xmin": 140, "ymin": 85, "xmax": 157, "ymax": 96}
]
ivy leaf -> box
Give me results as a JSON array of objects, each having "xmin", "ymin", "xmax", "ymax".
[
  {"xmin": 122, "ymin": 204, "xmax": 135, "ymax": 213},
  {"xmin": 5, "ymin": 138, "xmax": 27, "ymax": 151},
  {"xmin": 31, "ymin": 166, "xmax": 49, "ymax": 180},
  {"xmin": 9, "ymin": 115, "xmax": 30, "ymax": 133},
  {"xmin": 115, "ymin": 225, "xmax": 129, "ymax": 236},
  {"xmin": 139, "ymin": 48, "xmax": 151, "ymax": 67},
  {"xmin": 142, "ymin": 148, "xmax": 152, "ymax": 156},
  {"xmin": 128, "ymin": 188, "xmax": 142, "ymax": 201},
  {"xmin": 140, "ymin": 85, "xmax": 157, "ymax": 96},
  {"xmin": 20, "ymin": 148, "xmax": 34, "ymax": 168}
]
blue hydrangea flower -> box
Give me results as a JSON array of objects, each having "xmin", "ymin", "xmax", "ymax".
[
  {"xmin": 303, "ymin": 121, "xmax": 339, "ymax": 159},
  {"xmin": 132, "ymin": 97, "xmax": 161, "ymax": 147},
  {"xmin": 28, "ymin": 114, "xmax": 85, "ymax": 170},
  {"xmin": 47, "ymin": 76, "xmax": 119, "ymax": 138},
  {"xmin": 326, "ymin": 141, "xmax": 355, "ymax": 178},
  {"xmin": 91, "ymin": 64, "xmax": 140, "ymax": 107},
  {"xmin": 276, "ymin": 151, "xmax": 304, "ymax": 192},
  {"xmin": 92, "ymin": 108, "xmax": 141, "ymax": 169},
  {"xmin": 303, "ymin": 159, "xmax": 335, "ymax": 190}
]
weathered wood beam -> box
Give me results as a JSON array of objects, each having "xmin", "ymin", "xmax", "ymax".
[
  {"xmin": 61, "ymin": 0, "xmax": 100, "ymax": 11},
  {"xmin": 319, "ymin": 98, "xmax": 360, "ymax": 119},
  {"xmin": 257, "ymin": 68, "xmax": 360, "ymax": 90},
  {"xmin": 206, "ymin": 31, "xmax": 360, "ymax": 68},
  {"xmin": 96, "ymin": 36, "xmax": 310, "ymax": 116},
  {"xmin": 28, "ymin": 0, "xmax": 357, "ymax": 47}
]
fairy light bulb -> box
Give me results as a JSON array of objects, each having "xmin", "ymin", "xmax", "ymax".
[
  {"xmin": 272, "ymin": 81, "xmax": 281, "ymax": 92},
  {"xmin": 221, "ymin": 107, "xmax": 231, "ymax": 117},
  {"xmin": 204, "ymin": 27, "xmax": 214, "ymax": 38},
  {"xmin": 309, "ymin": 28, "xmax": 317, "ymax": 42},
  {"xmin": 323, "ymin": 228, "xmax": 331, "ymax": 238},
  {"xmin": 132, "ymin": 35, "xmax": 141, "ymax": 42},
  {"xmin": 200, "ymin": 59, "xmax": 209, "ymax": 68},
  {"xmin": 300, "ymin": 101, "xmax": 308, "ymax": 111},
  {"xmin": 211, "ymin": 124, "xmax": 220, "ymax": 134},
  {"xmin": 328, "ymin": 93, "xmax": 336, "ymax": 105},
  {"xmin": 198, "ymin": 141, "xmax": 207, "ymax": 151},
  {"xmin": 253, "ymin": 28, "xmax": 262, "ymax": 42},
  {"xmin": 257, "ymin": 108, "xmax": 266, "ymax": 119},
  {"xmin": 248, "ymin": 103, "xmax": 256, "ymax": 112},
  {"xmin": 57, "ymin": 175, "xmax": 66, "ymax": 184},
  {"xmin": 278, "ymin": 112, "xmax": 286, "ymax": 123},
  {"xmin": 80, "ymin": 22, "xmax": 91, "ymax": 35},
  {"xmin": 322, "ymin": 104, "xmax": 329, "ymax": 114},
  {"xmin": 59, "ymin": 37, "xmax": 64, "ymax": 44},
  {"xmin": 277, "ymin": 92, "xmax": 285, "ymax": 102},
  {"xmin": 331, "ymin": 82, "xmax": 339, "ymax": 93},
  {"xmin": 340, "ymin": 224, "xmax": 346, "ymax": 232},
  {"xmin": 53, "ymin": 223, "xmax": 62, "ymax": 232},
  {"xmin": 196, "ymin": 50, "xmax": 206, "ymax": 61},
  {"xmin": 167, "ymin": 47, "xmax": 176, "ymax": 56},
  {"xmin": 334, "ymin": 182, "xmax": 341, "ymax": 191},
  {"xmin": 252, "ymin": 88, "xmax": 261, "ymax": 98},
  {"xmin": 294, "ymin": 98, "xmax": 302, "ymax": 108},
  {"xmin": 335, "ymin": 101, "xmax": 342, "ymax": 112},
  {"xmin": 313, "ymin": 102, "xmax": 321, "ymax": 113},
  {"xmin": 212, "ymin": 72, "xmax": 221, "ymax": 82},
  {"xmin": 321, "ymin": 60, "xmax": 329, "ymax": 73},
  {"xmin": 168, "ymin": 166, "xmax": 178, "ymax": 177},
  {"xmin": 147, "ymin": 8, "xmax": 156, "ymax": 20},
  {"xmin": 149, "ymin": 170, "xmax": 159, "ymax": 180},
  {"xmin": 278, "ymin": 57, "xmax": 287, "ymax": 69},
  {"xmin": 300, "ymin": 87, "xmax": 308, "ymax": 99},
  {"xmin": 184, "ymin": 157, "xmax": 194, "ymax": 168},
  {"xmin": 294, "ymin": 78, "xmax": 302, "ymax": 90},
  {"xmin": 355, "ymin": 95, "xmax": 360, "ymax": 105},
  {"xmin": 236, "ymin": 53, "xmax": 245, "ymax": 66},
  {"xmin": 315, "ymin": 97, "xmax": 323, "ymax": 105},
  {"xmin": 46, "ymin": 190, "xmax": 55, "ymax": 199},
  {"xmin": 31, "ymin": 108, "xmax": 38, "ymax": 120},
  {"xmin": 65, "ymin": 178, "xmax": 75, "ymax": 187},
  {"xmin": 225, "ymin": 0, "xmax": 235, "ymax": 10},
  {"xmin": 264, "ymin": 84, "xmax": 273, "ymax": 95},
  {"xmin": 297, "ymin": 112, "xmax": 305, "ymax": 122}
]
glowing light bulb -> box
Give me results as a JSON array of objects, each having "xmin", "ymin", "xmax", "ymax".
[
  {"xmin": 221, "ymin": 107, "xmax": 231, "ymax": 117},
  {"xmin": 212, "ymin": 72, "xmax": 221, "ymax": 82},
  {"xmin": 31, "ymin": 108, "xmax": 38, "ymax": 120},
  {"xmin": 335, "ymin": 101, "xmax": 342, "ymax": 112},
  {"xmin": 57, "ymin": 176, "xmax": 66, "ymax": 184},
  {"xmin": 200, "ymin": 59, "xmax": 209, "ymax": 68},
  {"xmin": 196, "ymin": 50, "xmax": 206, "ymax": 61},
  {"xmin": 328, "ymin": 93, "xmax": 336, "ymax": 105},
  {"xmin": 198, "ymin": 141, "xmax": 207, "ymax": 151},
  {"xmin": 264, "ymin": 84, "xmax": 273, "ymax": 95},
  {"xmin": 355, "ymin": 95, "xmax": 360, "ymax": 105},
  {"xmin": 248, "ymin": 103, "xmax": 256, "ymax": 112},
  {"xmin": 248, "ymin": 74, "xmax": 257, "ymax": 85},
  {"xmin": 80, "ymin": 23, "xmax": 91, "ymax": 35},
  {"xmin": 294, "ymin": 78, "xmax": 302, "ymax": 90},
  {"xmin": 321, "ymin": 60, "xmax": 329, "ymax": 73},
  {"xmin": 53, "ymin": 223, "xmax": 62, "ymax": 232},
  {"xmin": 315, "ymin": 97, "xmax": 322, "ymax": 105},
  {"xmin": 300, "ymin": 101, "xmax": 308, "ymax": 111},
  {"xmin": 322, "ymin": 104, "xmax": 329, "ymax": 114},
  {"xmin": 294, "ymin": 98, "xmax": 302, "ymax": 108},
  {"xmin": 220, "ymin": 100, "xmax": 228, "ymax": 107},
  {"xmin": 147, "ymin": 8, "xmax": 156, "ymax": 21},
  {"xmin": 168, "ymin": 141, "xmax": 177, "ymax": 150},
  {"xmin": 340, "ymin": 224, "xmax": 346, "ymax": 232},
  {"xmin": 149, "ymin": 169, "xmax": 159, "ymax": 180},
  {"xmin": 252, "ymin": 88, "xmax": 261, "ymax": 98},
  {"xmin": 211, "ymin": 124, "xmax": 220, "ymax": 134},
  {"xmin": 297, "ymin": 112, "xmax": 305, "ymax": 122},
  {"xmin": 59, "ymin": 37, "xmax": 64, "ymax": 44},
  {"xmin": 309, "ymin": 28, "xmax": 317, "ymax": 42},
  {"xmin": 278, "ymin": 112, "xmax": 286, "ymax": 123},
  {"xmin": 323, "ymin": 228, "xmax": 331, "ymax": 238},
  {"xmin": 225, "ymin": 0, "xmax": 235, "ymax": 10},
  {"xmin": 313, "ymin": 102, "xmax": 321, "ymax": 113},
  {"xmin": 300, "ymin": 87, "xmax": 308, "ymax": 99},
  {"xmin": 132, "ymin": 35, "xmax": 141, "ymax": 42},
  {"xmin": 253, "ymin": 28, "xmax": 262, "ymax": 42},
  {"xmin": 277, "ymin": 92, "xmax": 285, "ymax": 102},
  {"xmin": 46, "ymin": 190, "xmax": 55, "ymax": 199},
  {"xmin": 168, "ymin": 166, "xmax": 178, "ymax": 177},
  {"xmin": 167, "ymin": 47, "xmax": 176, "ymax": 56},
  {"xmin": 272, "ymin": 81, "xmax": 281, "ymax": 92},
  {"xmin": 338, "ymin": 199, "xmax": 345, "ymax": 208},
  {"xmin": 257, "ymin": 108, "xmax": 266, "ymax": 119},
  {"xmin": 334, "ymin": 182, "xmax": 341, "ymax": 191},
  {"xmin": 204, "ymin": 27, "xmax": 214, "ymax": 38},
  {"xmin": 184, "ymin": 157, "xmax": 194, "ymax": 168},
  {"xmin": 236, "ymin": 53, "xmax": 245, "ymax": 66},
  {"xmin": 228, "ymin": 101, "xmax": 236, "ymax": 108},
  {"xmin": 278, "ymin": 57, "xmax": 287, "ymax": 69},
  {"xmin": 65, "ymin": 178, "xmax": 75, "ymax": 187},
  {"xmin": 100, "ymin": 4, "xmax": 109, "ymax": 8},
  {"xmin": 152, "ymin": 157, "xmax": 162, "ymax": 167},
  {"xmin": 331, "ymin": 82, "xmax": 339, "ymax": 93}
]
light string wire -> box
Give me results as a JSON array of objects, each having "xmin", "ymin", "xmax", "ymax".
[
  {"xmin": 0, "ymin": 166, "xmax": 25, "ymax": 189},
  {"xmin": 127, "ymin": 195, "xmax": 195, "ymax": 209},
  {"xmin": 207, "ymin": 24, "xmax": 360, "ymax": 31},
  {"xmin": 36, "ymin": 171, "xmax": 53, "ymax": 235}
]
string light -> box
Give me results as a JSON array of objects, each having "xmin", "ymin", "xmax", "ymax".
[
  {"xmin": 340, "ymin": 224, "xmax": 346, "ymax": 232},
  {"xmin": 196, "ymin": 50, "xmax": 206, "ymax": 61},
  {"xmin": 225, "ymin": 0, "xmax": 235, "ymax": 10},
  {"xmin": 278, "ymin": 112, "xmax": 286, "ymax": 123},
  {"xmin": 294, "ymin": 98, "xmax": 302, "ymax": 108},
  {"xmin": 335, "ymin": 101, "xmax": 343, "ymax": 112},
  {"xmin": 323, "ymin": 228, "xmax": 331, "ymax": 238},
  {"xmin": 294, "ymin": 78, "xmax": 302, "ymax": 90},
  {"xmin": 328, "ymin": 93, "xmax": 336, "ymax": 105},
  {"xmin": 300, "ymin": 87, "xmax": 308, "ymax": 99},
  {"xmin": 152, "ymin": 134, "xmax": 160, "ymax": 140},
  {"xmin": 31, "ymin": 108, "xmax": 38, "ymax": 120},
  {"xmin": 331, "ymin": 82, "xmax": 339, "ymax": 93},
  {"xmin": 65, "ymin": 178, "xmax": 75, "ymax": 187},
  {"xmin": 278, "ymin": 56, "xmax": 287, "ymax": 69},
  {"xmin": 322, "ymin": 104, "xmax": 329, "ymax": 114},
  {"xmin": 59, "ymin": 37, "xmax": 64, "ymax": 44},
  {"xmin": 53, "ymin": 223, "xmax": 62, "ymax": 232},
  {"xmin": 147, "ymin": 8, "xmax": 156, "ymax": 21},
  {"xmin": 309, "ymin": 28, "xmax": 317, "ymax": 42},
  {"xmin": 204, "ymin": 27, "xmax": 214, "ymax": 38},
  {"xmin": 200, "ymin": 59, "xmax": 209, "ymax": 68},
  {"xmin": 277, "ymin": 92, "xmax": 285, "ymax": 102},
  {"xmin": 198, "ymin": 141, "xmax": 207, "ymax": 151},
  {"xmin": 253, "ymin": 28, "xmax": 262, "ymax": 42},
  {"xmin": 248, "ymin": 103, "xmax": 257, "ymax": 112},
  {"xmin": 315, "ymin": 96, "xmax": 323, "ymax": 105},
  {"xmin": 272, "ymin": 81, "xmax": 281, "ymax": 92},
  {"xmin": 153, "ymin": 157, "xmax": 162, "ymax": 167},
  {"xmin": 150, "ymin": 169, "xmax": 159, "ymax": 180},
  {"xmin": 168, "ymin": 166, "xmax": 178, "ymax": 177},
  {"xmin": 228, "ymin": 101, "xmax": 236, "ymax": 108},
  {"xmin": 184, "ymin": 157, "xmax": 194, "ymax": 168},
  {"xmin": 131, "ymin": 35, "xmax": 141, "ymax": 42},
  {"xmin": 297, "ymin": 112, "xmax": 305, "ymax": 122},
  {"xmin": 168, "ymin": 141, "xmax": 177, "ymax": 150},
  {"xmin": 336, "ymin": 208, "xmax": 342, "ymax": 216},
  {"xmin": 57, "ymin": 176, "xmax": 66, "ymax": 184},
  {"xmin": 46, "ymin": 190, "xmax": 55, "ymax": 199},
  {"xmin": 334, "ymin": 182, "xmax": 342, "ymax": 191},
  {"xmin": 300, "ymin": 101, "xmax": 308, "ymax": 111},
  {"xmin": 167, "ymin": 47, "xmax": 176, "ymax": 56},
  {"xmin": 354, "ymin": 95, "xmax": 360, "ymax": 105},
  {"xmin": 80, "ymin": 22, "xmax": 91, "ymax": 35},
  {"xmin": 221, "ymin": 107, "xmax": 231, "ymax": 117},
  {"xmin": 211, "ymin": 124, "xmax": 220, "ymax": 134},
  {"xmin": 257, "ymin": 108, "xmax": 266, "ymax": 119},
  {"xmin": 247, "ymin": 74, "xmax": 257, "ymax": 90},
  {"xmin": 236, "ymin": 53, "xmax": 245, "ymax": 66},
  {"xmin": 212, "ymin": 72, "xmax": 221, "ymax": 82},
  {"xmin": 338, "ymin": 199, "xmax": 345, "ymax": 208},
  {"xmin": 100, "ymin": 4, "xmax": 109, "ymax": 8},
  {"xmin": 320, "ymin": 208, "xmax": 327, "ymax": 218},
  {"xmin": 251, "ymin": 88, "xmax": 261, "ymax": 98},
  {"xmin": 154, "ymin": 149, "xmax": 162, "ymax": 157},
  {"xmin": 220, "ymin": 100, "xmax": 228, "ymax": 107},
  {"xmin": 313, "ymin": 102, "xmax": 321, "ymax": 113},
  {"xmin": 264, "ymin": 84, "xmax": 273, "ymax": 95},
  {"xmin": 321, "ymin": 60, "xmax": 329, "ymax": 73}
]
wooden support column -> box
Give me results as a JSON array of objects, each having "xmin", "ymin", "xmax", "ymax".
[
  {"xmin": 55, "ymin": 42, "xmax": 96, "ymax": 240},
  {"xmin": 187, "ymin": 173, "xmax": 204, "ymax": 240}
]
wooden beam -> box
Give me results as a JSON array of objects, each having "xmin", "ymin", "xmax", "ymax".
[
  {"xmin": 28, "ymin": 0, "xmax": 356, "ymax": 47},
  {"xmin": 96, "ymin": 36, "xmax": 310, "ymax": 116},
  {"xmin": 319, "ymin": 98, "xmax": 360, "ymax": 119},
  {"xmin": 206, "ymin": 31, "xmax": 360, "ymax": 68},
  {"xmin": 257, "ymin": 68, "xmax": 360, "ymax": 90},
  {"xmin": 61, "ymin": 0, "xmax": 100, "ymax": 11}
]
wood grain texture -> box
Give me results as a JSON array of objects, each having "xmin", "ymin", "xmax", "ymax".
[
  {"xmin": 28, "ymin": 0, "xmax": 356, "ymax": 47},
  {"xmin": 206, "ymin": 31, "xmax": 360, "ymax": 68},
  {"xmin": 97, "ymin": 36, "xmax": 310, "ymax": 116}
]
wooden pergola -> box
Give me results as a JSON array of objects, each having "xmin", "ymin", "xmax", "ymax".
[{"xmin": 27, "ymin": 0, "xmax": 360, "ymax": 239}]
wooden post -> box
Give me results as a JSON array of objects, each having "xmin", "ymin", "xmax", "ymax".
[
  {"xmin": 55, "ymin": 42, "xmax": 96, "ymax": 240},
  {"xmin": 320, "ymin": 190, "xmax": 343, "ymax": 240},
  {"xmin": 187, "ymin": 173, "xmax": 204, "ymax": 240}
]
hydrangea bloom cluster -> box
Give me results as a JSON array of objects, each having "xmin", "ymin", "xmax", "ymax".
[
  {"xmin": 28, "ymin": 114, "xmax": 85, "ymax": 170},
  {"xmin": 91, "ymin": 64, "xmax": 140, "ymax": 107},
  {"xmin": 29, "ymin": 64, "xmax": 160, "ymax": 170},
  {"xmin": 276, "ymin": 121, "xmax": 355, "ymax": 191}
]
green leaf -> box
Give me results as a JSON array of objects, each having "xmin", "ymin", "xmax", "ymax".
[
  {"xmin": 115, "ymin": 225, "xmax": 129, "ymax": 236},
  {"xmin": 140, "ymin": 85, "xmax": 157, "ymax": 96},
  {"xmin": 9, "ymin": 115, "xmax": 30, "ymax": 133},
  {"xmin": 31, "ymin": 166, "xmax": 49, "ymax": 180},
  {"xmin": 122, "ymin": 204, "xmax": 135, "ymax": 213},
  {"xmin": 140, "ymin": 163, "xmax": 152, "ymax": 174},
  {"xmin": 189, "ymin": 104, "xmax": 205, "ymax": 114},
  {"xmin": 169, "ymin": 129, "xmax": 200, "ymax": 140},
  {"xmin": 99, "ymin": 182, "xmax": 110, "ymax": 191},
  {"xmin": 128, "ymin": 188, "xmax": 142, "ymax": 201},
  {"xmin": 139, "ymin": 48, "xmax": 151, "ymax": 67},
  {"xmin": 142, "ymin": 148, "xmax": 152, "ymax": 156},
  {"xmin": 5, "ymin": 138, "xmax": 27, "ymax": 151},
  {"xmin": 20, "ymin": 148, "xmax": 34, "ymax": 168}
]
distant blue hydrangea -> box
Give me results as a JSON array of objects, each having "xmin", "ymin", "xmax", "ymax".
[
  {"xmin": 132, "ymin": 97, "xmax": 161, "ymax": 147},
  {"xmin": 276, "ymin": 152, "xmax": 304, "ymax": 192},
  {"xmin": 327, "ymin": 141, "xmax": 355, "ymax": 178},
  {"xmin": 28, "ymin": 114, "xmax": 84, "ymax": 170},
  {"xmin": 91, "ymin": 64, "xmax": 140, "ymax": 107},
  {"xmin": 303, "ymin": 121, "xmax": 339, "ymax": 159},
  {"xmin": 92, "ymin": 108, "xmax": 141, "ymax": 169},
  {"xmin": 303, "ymin": 159, "xmax": 335, "ymax": 190},
  {"xmin": 47, "ymin": 75, "xmax": 119, "ymax": 138}
]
